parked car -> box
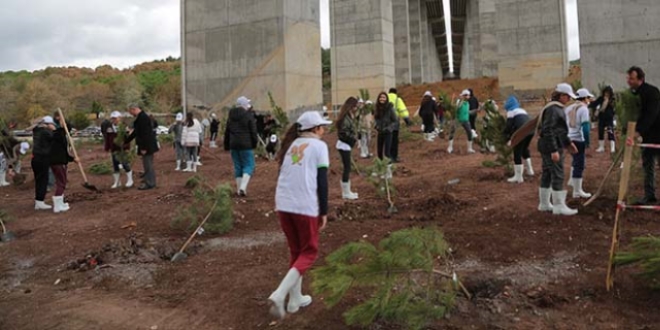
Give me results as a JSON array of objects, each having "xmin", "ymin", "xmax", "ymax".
[
  {"xmin": 11, "ymin": 129, "xmax": 32, "ymax": 137},
  {"xmin": 75, "ymin": 126, "xmax": 102, "ymax": 137},
  {"xmin": 155, "ymin": 125, "xmax": 169, "ymax": 135}
]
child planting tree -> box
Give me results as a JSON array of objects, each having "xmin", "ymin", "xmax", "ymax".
[{"xmin": 103, "ymin": 111, "xmax": 134, "ymax": 189}]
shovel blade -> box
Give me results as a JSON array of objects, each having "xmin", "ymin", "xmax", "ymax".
[
  {"xmin": 170, "ymin": 252, "xmax": 188, "ymax": 263},
  {"xmin": 1, "ymin": 232, "xmax": 16, "ymax": 242},
  {"xmin": 82, "ymin": 182, "xmax": 99, "ymax": 192}
]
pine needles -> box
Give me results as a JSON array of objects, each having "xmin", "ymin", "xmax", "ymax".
[
  {"xmin": 614, "ymin": 236, "xmax": 660, "ymax": 288},
  {"xmin": 311, "ymin": 227, "xmax": 458, "ymax": 330},
  {"xmin": 172, "ymin": 181, "xmax": 234, "ymax": 235}
]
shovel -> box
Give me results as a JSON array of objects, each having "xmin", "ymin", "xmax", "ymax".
[
  {"xmin": 0, "ymin": 218, "xmax": 15, "ymax": 242},
  {"xmin": 171, "ymin": 201, "xmax": 218, "ymax": 262},
  {"xmin": 384, "ymin": 176, "xmax": 398, "ymax": 214},
  {"xmin": 56, "ymin": 108, "xmax": 98, "ymax": 192}
]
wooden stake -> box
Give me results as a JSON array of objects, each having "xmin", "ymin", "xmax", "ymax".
[{"xmin": 605, "ymin": 123, "xmax": 635, "ymax": 291}]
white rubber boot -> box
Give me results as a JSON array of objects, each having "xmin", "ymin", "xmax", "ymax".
[
  {"xmin": 610, "ymin": 141, "xmax": 616, "ymax": 154},
  {"xmin": 0, "ymin": 170, "xmax": 9, "ymax": 187},
  {"xmin": 195, "ymin": 157, "xmax": 202, "ymax": 166},
  {"xmin": 111, "ymin": 173, "xmax": 121, "ymax": 189},
  {"xmin": 239, "ymin": 174, "xmax": 250, "ymax": 196},
  {"xmin": 287, "ymin": 276, "xmax": 312, "ymax": 313},
  {"xmin": 192, "ymin": 162, "xmax": 197, "ymax": 173},
  {"xmin": 467, "ymin": 141, "xmax": 476, "ymax": 154},
  {"xmin": 507, "ymin": 165, "xmax": 524, "ymax": 183},
  {"xmin": 175, "ymin": 160, "xmax": 181, "ymax": 171},
  {"xmin": 567, "ymin": 167, "xmax": 574, "ymax": 187},
  {"xmin": 471, "ymin": 129, "xmax": 479, "ymax": 139},
  {"xmin": 341, "ymin": 181, "xmax": 358, "ymax": 200},
  {"xmin": 183, "ymin": 161, "xmax": 193, "ymax": 172},
  {"xmin": 210, "ymin": 141, "xmax": 217, "ymax": 148},
  {"xmin": 447, "ymin": 140, "xmax": 454, "ymax": 154},
  {"xmin": 53, "ymin": 196, "xmax": 70, "ymax": 213},
  {"xmin": 235, "ymin": 177, "xmax": 242, "ymax": 193},
  {"xmin": 125, "ymin": 171, "xmax": 134, "ymax": 188},
  {"xmin": 35, "ymin": 200, "xmax": 52, "ymax": 210},
  {"xmin": 552, "ymin": 190, "xmax": 578, "ymax": 215},
  {"xmin": 572, "ymin": 178, "xmax": 592, "ymax": 198},
  {"xmin": 596, "ymin": 140, "xmax": 605, "ymax": 153},
  {"xmin": 268, "ymin": 268, "xmax": 301, "ymax": 320},
  {"xmin": 524, "ymin": 158, "xmax": 535, "ymax": 176},
  {"xmin": 538, "ymin": 188, "xmax": 553, "ymax": 212}
]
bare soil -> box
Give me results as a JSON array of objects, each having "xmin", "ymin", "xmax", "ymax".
[{"xmin": 2, "ymin": 127, "xmax": 660, "ymax": 330}]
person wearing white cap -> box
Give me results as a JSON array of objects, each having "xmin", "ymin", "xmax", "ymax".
[
  {"xmin": 564, "ymin": 88, "xmax": 594, "ymax": 198},
  {"xmin": 103, "ymin": 111, "xmax": 134, "ymax": 189},
  {"xmin": 335, "ymin": 97, "xmax": 360, "ymax": 200},
  {"xmin": 225, "ymin": 96, "xmax": 258, "ymax": 196},
  {"xmin": 417, "ymin": 91, "xmax": 437, "ymax": 142},
  {"xmin": 447, "ymin": 90, "xmax": 476, "ymax": 154},
  {"xmin": 209, "ymin": 113, "xmax": 220, "ymax": 148},
  {"xmin": 169, "ymin": 113, "xmax": 185, "ymax": 170},
  {"xmin": 31, "ymin": 116, "xmax": 57, "ymax": 210},
  {"xmin": 50, "ymin": 111, "xmax": 81, "ymax": 213},
  {"xmin": 269, "ymin": 110, "xmax": 332, "ymax": 320},
  {"xmin": 536, "ymin": 83, "xmax": 579, "ymax": 216}
]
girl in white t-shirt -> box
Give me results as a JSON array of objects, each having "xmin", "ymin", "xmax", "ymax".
[
  {"xmin": 335, "ymin": 96, "xmax": 359, "ymax": 200},
  {"xmin": 268, "ymin": 111, "xmax": 331, "ymax": 320}
]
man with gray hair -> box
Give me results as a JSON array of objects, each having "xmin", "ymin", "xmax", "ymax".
[{"xmin": 126, "ymin": 103, "xmax": 159, "ymax": 190}]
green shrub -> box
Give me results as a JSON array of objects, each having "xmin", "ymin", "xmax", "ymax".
[
  {"xmin": 615, "ymin": 236, "xmax": 660, "ymax": 288},
  {"xmin": 89, "ymin": 161, "xmax": 113, "ymax": 175}
]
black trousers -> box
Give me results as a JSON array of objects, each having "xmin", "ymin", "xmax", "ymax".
[
  {"xmin": 32, "ymin": 156, "xmax": 50, "ymax": 201},
  {"xmin": 598, "ymin": 116, "xmax": 615, "ymax": 141},
  {"xmin": 642, "ymin": 147, "xmax": 660, "ymax": 199},
  {"xmin": 469, "ymin": 114, "xmax": 477, "ymax": 133},
  {"xmin": 377, "ymin": 132, "xmax": 393, "ymax": 161},
  {"xmin": 391, "ymin": 130, "xmax": 400, "ymax": 161},
  {"xmin": 422, "ymin": 115, "xmax": 435, "ymax": 133},
  {"xmin": 513, "ymin": 135, "xmax": 533, "ymax": 164},
  {"xmin": 338, "ymin": 150, "xmax": 351, "ymax": 182}
]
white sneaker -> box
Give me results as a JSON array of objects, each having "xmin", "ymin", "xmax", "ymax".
[{"xmin": 35, "ymin": 200, "xmax": 52, "ymax": 210}]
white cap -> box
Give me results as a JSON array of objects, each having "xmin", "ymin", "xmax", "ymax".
[
  {"xmin": 460, "ymin": 89, "xmax": 470, "ymax": 97},
  {"xmin": 297, "ymin": 111, "xmax": 332, "ymax": 131},
  {"xmin": 555, "ymin": 83, "xmax": 577, "ymax": 99},
  {"xmin": 211, "ymin": 113, "xmax": 217, "ymax": 118},
  {"xmin": 237, "ymin": 96, "xmax": 251, "ymax": 109},
  {"xmin": 432, "ymin": 97, "xmax": 437, "ymax": 101},
  {"xmin": 423, "ymin": 91, "xmax": 433, "ymax": 97},
  {"xmin": 365, "ymin": 100, "xmax": 373, "ymax": 105},
  {"xmin": 110, "ymin": 111, "xmax": 122, "ymax": 118},
  {"xmin": 576, "ymin": 88, "xmax": 595, "ymax": 99},
  {"xmin": 175, "ymin": 113, "xmax": 183, "ymax": 121},
  {"xmin": 19, "ymin": 142, "xmax": 30, "ymax": 155},
  {"xmin": 358, "ymin": 98, "xmax": 364, "ymax": 103},
  {"xmin": 322, "ymin": 105, "xmax": 328, "ymax": 111},
  {"xmin": 42, "ymin": 116, "xmax": 55, "ymax": 124}
]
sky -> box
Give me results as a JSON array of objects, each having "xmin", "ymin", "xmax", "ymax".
[{"xmin": 0, "ymin": 0, "xmax": 578, "ymax": 72}]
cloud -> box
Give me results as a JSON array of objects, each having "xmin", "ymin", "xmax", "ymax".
[{"xmin": 0, "ymin": 0, "xmax": 180, "ymax": 71}]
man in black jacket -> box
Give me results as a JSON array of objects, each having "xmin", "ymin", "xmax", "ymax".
[
  {"xmin": 627, "ymin": 66, "xmax": 660, "ymax": 204},
  {"xmin": 537, "ymin": 83, "xmax": 578, "ymax": 216},
  {"xmin": 224, "ymin": 96, "xmax": 257, "ymax": 196},
  {"xmin": 126, "ymin": 104, "xmax": 159, "ymax": 190}
]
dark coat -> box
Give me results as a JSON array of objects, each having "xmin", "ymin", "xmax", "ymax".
[
  {"xmin": 419, "ymin": 100, "xmax": 437, "ymax": 121},
  {"xmin": 537, "ymin": 102, "xmax": 571, "ymax": 154},
  {"xmin": 374, "ymin": 102, "xmax": 398, "ymax": 134},
  {"xmin": 210, "ymin": 119, "xmax": 220, "ymax": 133},
  {"xmin": 503, "ymin": 110, "xmax": 532, "ymax": 141},
  {"xmin": 32, "ymin": 126, "xmax": 54, "ymax": 158},
  {"xmin": 633, "ymin": 82, "xmax": 660, "ymax": 144},
  {"xmin": 127, "ymin": 110, "xmax": 159, "ymax": 155},
  {"xmin": 50, "ymin": 127, "xmax": 73, "ymax": 165},
  {"xmin": 224, "ymin": 107, "xmax": 257, "ymax": 151},
  {"xmin": 589, "ymin": 96, "xmax": 615, "ymax": 121},
  {"xmin": 337, "ymin": 115, "xmax": 358, "ymax": 147}
]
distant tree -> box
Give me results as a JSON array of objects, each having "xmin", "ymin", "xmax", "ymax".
[{"xmin": 321, "ymin": 48, "xmax": 331, "ymax": 75}]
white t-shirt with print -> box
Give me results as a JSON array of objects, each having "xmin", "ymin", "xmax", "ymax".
[
  {"xmin": 565, "ymin": 102, "xmax": 590, "ymax": 142},
  {"xmin": 276, "ymin": 137, "xmax": 330, "ymax": 217}
]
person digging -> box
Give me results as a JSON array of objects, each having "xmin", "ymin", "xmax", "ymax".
[{"xmin": 537, "ymin": 83, "xmax": 579, "ymax": 216}]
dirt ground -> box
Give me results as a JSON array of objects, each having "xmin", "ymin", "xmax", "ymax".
[{"xmin": 2, "ymin": 124, "xmax": 660, "ymax": 330}]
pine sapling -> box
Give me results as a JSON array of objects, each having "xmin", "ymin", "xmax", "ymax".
[
  {"xmin": 112, "ymin": 123, "xmax": 134, "ymax": 165},
  {"xmin": 614, "ymin": 236, "xmax": 660, "ymax": 288},
  {"xmin": 173, "ymin": 181, "xmax": 234, "ymax": 235},
  {"xmin": 479, "ymin": 100, "xmax": 512, "ymax": 168},
  {"xmin": 312, "ymin": 227, "xmax": 460, "ymax": 330}
]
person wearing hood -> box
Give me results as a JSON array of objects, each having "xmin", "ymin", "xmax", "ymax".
[
  {"xmin": 335, "ymin": 97, "xmax": 360, "ymax": 200},
  {"xmin": 182, "ymin": 112, "xmax": 203, "ymax": 173},
  {"xmin": 447, "ymin": 89, "xmax": 476, "ymax": 154},
  {"xmin": 224, "ymin": 96, "xmax": 258, "ymax": 196},
  {"xmin": 169, "ymin": 113, "xmax": 185, "ymax": 171},
  {"xmin": 537, "ymin": 83, "xmax": 579, "ymax": 216},
  {"xmin": 32, "ymin": 116, "xmax": 56, "ymax": 210},
  {"xmin": 209, "ymin": 113, "xmax": 220, "ymax": 148},
  {"xmin": 503, "ymin": 96, "xmax": 534, "ymax": 183},
  {"xmin": 417, "ymin": 91, "xmax": 437, "ymax": 142},
  {"xmin": 104, "ymin": 111, "xmax": 134, "ymax": 189},
  {"xmin": 589, "ymin": 85, "xmax": 616, "ymax": 153},
  {"xmin": 564, "ymin": 88, "xmax": 593, "ymax": 198}
]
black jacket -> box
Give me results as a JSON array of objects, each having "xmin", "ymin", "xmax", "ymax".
[
  {"xmin": 127, "ymin": 110, "xmax": 159, "ymax": 155},
  {"xmin": 337, "ymin": 115, "xmax": 358, "ymax": 147},
  {"xmin": 537, "ymin": 102, "xmax": 571, "ymax": 154},
  {"xmin": 468, "ymin": 96, "xmax": 479, "ymax": 116},
  {"xmin": 50, "ymin": 127, "xmax": 73, "ymax": 165},
  {"xmin": 633, "ymin": 82, "xmax": 660, "ymax": 144},
  {"xmin": 374, "ymin": 103, "xmax": 398, "ymax": 134},
  {"xmin": 210, "ymin": 119, "xmax": 220, "ymax": 133},
  {"xmin": 503, "ymin": 110, "xmax": 532, "ymax": 141},
  {"xmin": 419, "ymin": 100, "xmax": 437, "ymax": 120},
  {"xmin": 224, "ymin": 107, "xmax": 257, "ymax": 151},
  {"xmin": 589, "ymin": 96, "xmax": 615, "ymax": 121},
  {"xmin": 32, "ymin": 126, "xmax": 54, "ymax": 158}
]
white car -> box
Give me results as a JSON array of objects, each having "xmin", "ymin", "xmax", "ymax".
[{"xmin": 155, "ymin": 125, "xmax": 169, "ymax": 135}]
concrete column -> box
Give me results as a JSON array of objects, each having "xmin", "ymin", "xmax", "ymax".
[
  {"xmin": 495, "ymin": 0, "xmax": 569, "ymax": 92},
  {"xmin": 392, "ymin": 0, "xmax": 411, "ymax": 85},
  {"xmin": 478, "ymin": 0, "xmax": 498, "ymax": 77},
  {"xmin": 460, "ymin": 0, "xmax": 481, "ymax": 79},
  {"xmin": 408, "ymin": 0, "xmax": 423, "ymax": 84},
  {"xmin": 426, "ymin": 21, "xmax": 443, "ymax": 83},
  {"xmin": 578, "ymin": 0, "xmax": 660, "ymax": 91},
  {"xmin": 330, "ymin": 0, "xmax": 396, "ymax": 106},
  {"xmin": 183, "ymin": 0, "xmax": 322, "ymax": 112}
]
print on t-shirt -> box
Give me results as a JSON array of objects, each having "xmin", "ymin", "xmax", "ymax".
[{"xmin": 289, "ymin": 143, "xmax": 309, "ymax": 165}]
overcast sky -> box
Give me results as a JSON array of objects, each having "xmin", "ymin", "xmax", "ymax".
[{"xmin": 0, "ymin": 0, "xmax": 578, "ymax": 72}]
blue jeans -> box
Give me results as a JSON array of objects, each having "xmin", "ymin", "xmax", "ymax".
[
  {"xmin": 571, "ymin": 141, "xmax": 586, "ymax": 178},
  {"xmin": 230, "ymin": 149, "xmax": 255, "ymax": 177}
]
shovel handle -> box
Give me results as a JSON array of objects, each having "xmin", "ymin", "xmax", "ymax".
[
  {"xmin": 56, "ymin": 108, "xmax": 90, "ymax": 184},
  {"xmin": 175, "ymin": 200, "xmax": 218, "ymax": 255}
]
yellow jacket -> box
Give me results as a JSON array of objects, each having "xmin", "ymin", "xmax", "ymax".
[{"xmin": 388, "ymin": 93, "xmax": 409, "ymax": 118}]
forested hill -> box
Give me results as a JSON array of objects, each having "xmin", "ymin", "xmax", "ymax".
[{"xmin": 0, "ymin": 57, "xmax": 181, "ymax": 127}]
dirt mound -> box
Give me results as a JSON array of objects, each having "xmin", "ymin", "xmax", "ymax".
[{"xmin": 397, "ymin": 77, "xmax": 500, "ymax": 108}]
